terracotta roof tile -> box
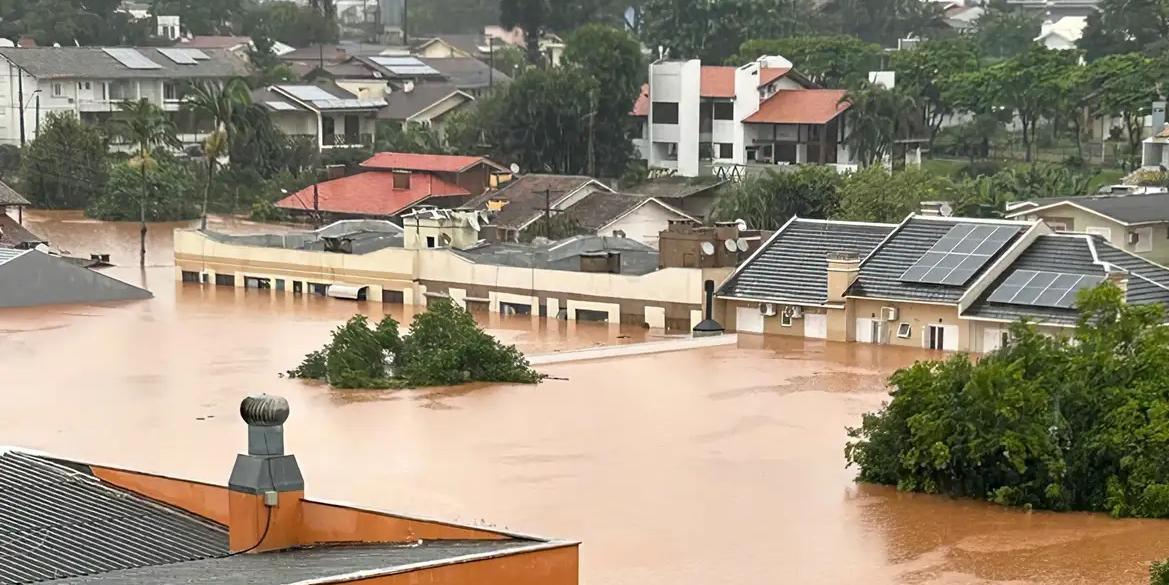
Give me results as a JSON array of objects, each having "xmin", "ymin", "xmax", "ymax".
[
  {"xmin": 276, "ymin": 171, "xmax": 470, "ymax": 217},
  {"xmin": 632, "ymin": 67, "xmax": 793, "ymax": 116},
  {"xmin": 743, "ymin": 89, "xmax": 850, "ymax": 124},
  {"xmin": 360, "ymin": 152, "xmax": 501, "ymax": 173}
]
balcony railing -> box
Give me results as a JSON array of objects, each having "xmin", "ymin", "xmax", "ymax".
[{"xmin": 323, "ymin": 133, "xmax": 373, "ymax": 148}]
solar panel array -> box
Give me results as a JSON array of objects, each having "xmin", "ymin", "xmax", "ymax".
[
  {"xmin": 157, "ymin": 47, "xmax": 197, "ymax": 64},
  {"xmin": 987, "ymin": 270, "xmax": 1106, "ymax": 308},
  {"xmin": 103, "ymin": 47, "xmax": 162, "ymax": 69},
  {"xmin": 369, "ymin": 56, "xmax": 440, "ymax": 76},
  {"xmin": 265, "ymin": 100, "xmax": 300, "ymax": 111},
  {"xmin": 281, "ymin": 85, "xmax": 337, "ymax": 102},
  {"xmin": 900, "ymin": 224, "xmax": 1017, "ymax": 286}
]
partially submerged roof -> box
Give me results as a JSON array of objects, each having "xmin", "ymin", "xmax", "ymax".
[
  {"xmin": 622, "ymin": 175, "xmax": 726, "ymax": 200},
  {"xmin": 0, "ymin": 249, "xmax": 152, "ymax": 308},
  {"xmin": 718, "ymin": 218, "xmax": 896, "ymax": 305},
  {"xmin": 561, "ymin": 192, "xmax": 695, "ymax": 232},
  {"xmin": 847, "ymin": 216, "xmax": 1032, "ymax": 303},
  {"xmin": 0, "ymin": 214, "xmax": 47, "ymax": 248},
  {"xmin": 743, "ymin": 89, "xmax": 850, "ymax": 125},
  {"xmin": 0, "ymin": 47, "xmax": 249, "ymax": 79},
  {"xmin": 965, "ymin": 233, "xmax": 1169, "ymax": 325},
  {"xmin": 275, "ymin": 171, "xmax": 469, "ymax": 217},
  {"xmin": 380, "ymin": 82, "xmax": 472, "ymax": 121},
  {"xmin": 361, "ymin": 151, "xmax": 507, "ymax": 173},
  {"xmin": 1005, "ymin": 193, "xmax": 1169, "ymax": 225},
  {"xmin": 0, "ymin": 180, "xmax": 30, "ymax": 206},
  {"xmin": 463, "ymin": 174, "xmax": 609, "ymax": 229},
  {"xmin": 455, "ymin": 235, "xmax": 660, "ymax": 275},
  {"xmin": 202, "ymin": 220, "xmax": 405, "ymax": 254}
]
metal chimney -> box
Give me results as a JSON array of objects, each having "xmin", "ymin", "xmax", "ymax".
[{"xmin": 692, "ymin": 279, "xmax": 725, "ymax": 337}]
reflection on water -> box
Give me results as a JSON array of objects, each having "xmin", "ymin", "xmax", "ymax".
[{"xmin": 3, "ymin": 211, "xmax": 1168, "ymax": 585}]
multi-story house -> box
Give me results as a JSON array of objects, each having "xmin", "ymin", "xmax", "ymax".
[
  {"xmin": 0, "ymin": 46, "xmax": 250, "ymax": 149},
  {"xmin": 632, "ymin": 55, "xmax": 855, "ymax": 177}
]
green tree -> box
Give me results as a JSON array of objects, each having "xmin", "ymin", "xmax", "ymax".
[
  {"xmin": 0, "ymin": 0, "xmax": 149, "ymax": 46},
  {"xmin": 151, "ymin": 0, "xmax": 243, "ymax": 35},
  {"xmin": 490, "ymin": 44, "xmax": 527, "ymax": 79},
  {"xmin": 113, "ymin": 98, "xmax": 180, "ymax": 266},
  {"xmin": 842, "ymin": 83, "xmax": 919, "ymax": 168},
  {"xmin": 818, "ymin": 0, "xmax": 945, "ymax": 46},
  {"xmin": 711, "ymin": 166, "xmax": 843, "ymax": 229},
  {"xmin": 183, "ymin": 79, "xmax": 252, "ymax": 228},
  {"xmin": 847, "ymin": 284, "xmax": 1169, "ymax": 518},
  {"xmin": 375, "ymin": 121, "xmax": 448, "ymax": 154},
  {"xmin": 1079, "ymin": 0, "xmax": 1169, "ymax": 61},
  {"xmin": 408, "ymin": 0, "xmax": 498, "ymax": 34},
  {"xmin": 0, "ymin": 144, "xmax": 20, "ymax": 181},
  {"xmin": 891, "ymin": 38, "xmax": 981, "ymax": 149},
  {"xmin": 1088, "ymin": 53, "xmax": 1160, "ymax": 164},
  {"xmin": 835, "ymin": 166, "xmax": 959, "ymax": 223},
  {"xmin": 562, "ymin": 24, "xmax": 644, "ymax": 178},
  {"xmin": 86, "ymin": 151, "xmax": 199, "ymax": 222},
  {"xmin": 973, "ymin": 1, "xmax": 1042, "ymax": 59},
  {"xmin": 641, "ymin": 0, "xmax": 819, "ymax": 64},
  {"xmin": 242, "ymin": 0, "xmax": 338, "ymax": 46},
  {"xmin": 20, "ymin": 112, "xmax": 108, "ymax": 209},
  {"xmin": 731, "ymin": 35, "xmax": 881, "ymax": 87}
]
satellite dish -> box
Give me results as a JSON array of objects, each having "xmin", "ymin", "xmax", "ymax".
[
  {"xmin": 735, "ymin": 218, "xmax": 748, "ymax": 231},
  {"xmin": 509, "ymin": 163, "xmax": 520, "ymax": 174},
  {"xmin": 467, "ymin": 212, "xmax": 481, "ymax": 232},
  {"xmin": 700, "ymin": 241, "xmax": 715, "ymax": 256},
  {"xmin": 724, "ymin": 239, "xmax": 738, "ymax": 252},
  {"xmin": 736, "ymin": 238, "xmax": 749, "ymax": 252}
]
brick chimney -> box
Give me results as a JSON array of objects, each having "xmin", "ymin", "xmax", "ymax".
[
  {"xmin": 228, "ymin": 394, "xmax": 304, "ymax": 553},
  {"xmin": 827, "ymin": 251, "xmax": 861, "ymax": 304}
]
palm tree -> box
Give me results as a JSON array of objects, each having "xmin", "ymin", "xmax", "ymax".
[
  {"xmin": 842, "ymin": 84, "xmax": 919, "ymax": 168},
  {"xmin": 183, "ymin": 79, "xmax": 251, "ymax": 229},
  {"xmin": 116, "ymin": 98, "xmax": 180, "ymax": 267}
]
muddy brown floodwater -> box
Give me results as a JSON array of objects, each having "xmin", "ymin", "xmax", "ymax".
[{"xmin": 4, "ymin": 210, "xmax": 1169, "ymax": 585}]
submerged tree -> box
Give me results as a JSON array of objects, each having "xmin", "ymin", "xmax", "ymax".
[{"xmin": 113, "ymin": 98, "xmax": 180, "ymax": 266}]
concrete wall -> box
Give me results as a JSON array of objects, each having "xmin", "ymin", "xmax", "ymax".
[
  {"xmin": 648, "ymin": 60, "xmax": 701, "ymax": 176},
  {"xmin": 1020, "ymin": 205, "xmax": 1169, "ymax": 265},
  {"xmin": 337, "ymin": 79, "xmax": 390, "ymax": 99},
  {"xmin": 603, "ymin": 202, "xmax": 683, "ymax": 248},
  {"xmin": 851, "ymin": 298, "xmax": 963, "ymax": 350}
]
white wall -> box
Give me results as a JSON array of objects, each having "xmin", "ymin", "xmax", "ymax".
[
  {"xmin": 648, "ymin": 60, "xmax": 701, "ymax": 177},
  {"xmin": 732, "ymin": 62, "xmax": 761, "ymax": 166},
  {"xmin": 601, "ymin": 201, "xmax": 683, "ymax": 248}
]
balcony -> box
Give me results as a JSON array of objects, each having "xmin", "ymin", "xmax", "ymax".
[{"xmin": 323, "ymin": 133, "xmax": 374, "ymax": 149}]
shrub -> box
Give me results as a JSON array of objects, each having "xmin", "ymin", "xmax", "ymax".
[
  {"xmin": 1152, "ymin": 560, "xmax": 1169, "ymax": 585},
  {"xmin": 846, "ymin": 285, "xmax": 1169, "ymax": 518}
]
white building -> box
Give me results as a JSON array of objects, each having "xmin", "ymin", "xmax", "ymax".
[
  {"xmin": 0, "ymin": 46, "xmax": 249, "ymax": 148},
  {"xmin": 633, "ymin": 56, "xmax": 856, "ymax": 177},
  {"xmin": 1036, "ymin": 16, "xmax": 1088, "ymax": 51},
  {"xmin": 253, "ymin": 84, "xmax": 386, "ymax": 151}
]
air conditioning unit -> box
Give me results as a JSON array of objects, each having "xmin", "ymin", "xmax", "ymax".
[
  {"xmin": 881, "ymin": 306, "xmax": 898, "ymax": 321},
  {"xmin": 759, "ymin": 302, "xmax": 777, "ymax": 316},
  {"xmin": 784, "ymin": 306, "xmax": 804, "ymax": 319}
]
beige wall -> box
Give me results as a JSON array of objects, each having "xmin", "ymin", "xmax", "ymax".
[
  {"xmin": 337, "ymin": 80, "xmax": 390, "ymax": 99},
  {"xmin": 417, "ymin": 42, "xmax": 474, "ymax": 59},
  {"xmin": 603, "ymin": 202, "xmax": 684, "ymax": 249},
  {"xmin": 403, "ymin": 219, "xmax": 481, "ymax": 250},
  {"xmin": 1022, "ymin": 206, "xmax": 1169, "ymax": 265},
  {"xmin": 851, "ymin": 298, "xmax": 963, "ymax": 350}
]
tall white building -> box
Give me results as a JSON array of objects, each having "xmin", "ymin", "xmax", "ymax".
[{"xmin": 633, "ymin": 56, "xmax": 856, "ymax": 178}]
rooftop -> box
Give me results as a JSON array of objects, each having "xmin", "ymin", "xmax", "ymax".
[
  {"xmin": 743, "ymin": 89, "xmax": 851, "ymax": 125},
  {"xmin": 265, "ymin": 83, "xmax": 386, "ymax": 111},
  {"xmin": 419, "ymin": 56, "xmax": 512, "ymax": 89},
  {"xmin": 621, "ymin": 176, "xmax": 726, "ymax": 200},
  {"xmin": 361, "ymin": 151, "xmax": 505, "ymax": 173},
  {"xmin": 380, "ymin": 83, "xmax": 471, "ymax": 121},
  {"xmin": 560, "ymin": 192, "xmax": 696, "ymax": 232},
  {"xmin": 0, "ymin": 180, "xmax": 30, "ymax": 206},
  {"xmin": 201, "ymin": 221, "xmax": 406, "ymax": 254},
  {"xmin": 718, "ymin": 218, "xmax": 897, "ymax": 305},
  {"xmin": 0, "ymin": 249, "xmax": 152, "ymax": 308},
  {"xmin": 0, "ymin": 47, "xmax": 249, "ymax": 79},
  {"xmin": 1006, "ymin": 192, "xmax": 1169, "ymax": 225},
  {"xmin": 463, "ymin": 174, "xmax": 607, "ymax": 230},
  {"xmin": 455, "ymin": 235, "xmax": 661, "ymax": 274},
  {"xmin": 0, "ymin": 214, "xmax": 48, "ymax": 248},
  {"xmin": 275, "ymin": 172, "xmax": 469, "ymax": 217}
]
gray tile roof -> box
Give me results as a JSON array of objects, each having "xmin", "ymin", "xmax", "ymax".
[
  {"xmin": 847, "ymin": 217, "xmax": 1029, "ymax": 303},
  {"xmin": 0, "ymin": 215, "xmax": 48, "ymax": 248},
  {"xmin": 622, "ymin": 176, "xmax": 726, "ymax": 200},
  {"xmin": 463, "ymin": 175, "xmax": 603, "ymax": 229},
  {"xmin": 964, "ymin": 234, "xmax": 1169, "ymax": 325},
  {"xmin": 50, "ymin": 541, "xmax": 548, "ymax": 584},
  {"xmin": 1059, "ymin": 193, "xmax": 1169, "ymax": 224},
  {"xmin": 561, "ymin": 192, "xmax": 649, "ymax": 231},
  {"xmin": 718, "ymin": 218, "xmax": 896, "ymax": 304},
  {"xmin": 380, "ymin": 82, "xmax": 469, "ymax": 120},
  {"xmin": 0, "ymin": 181, "xmax": 30, "ymax": 206},
  {"xmin": 418, "ymin": 57, "xmax": 511, "ymax": 89},
  {"xmin": 0, "ymin": 450, "xmax": 228, "ymax": 584},
  {"xmin": 0, "ymin": 47, "xmax": 250, "ymax": 80},
  {"xmin": 455, "ymin": 235, "xmax": 660, "ymax": 275}
]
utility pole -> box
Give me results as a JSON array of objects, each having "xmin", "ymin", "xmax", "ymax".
[
  {"xmin": 34, "ymin": 94, "xmax": 39, "ymax": 139},
  {"xmin": 402, "ymin": 0, "xmax": 409, "ymax": 45},
  {"xmin": 488, "ymin": 36, "xmax": 494, "ymax": 89},
  {"xmin": 313, "ymin": 181, "xmax": 321, "ymax": 229},
  {"xmin": 17, "ymin": 72, "xmax": 25, "ymax": 146}
]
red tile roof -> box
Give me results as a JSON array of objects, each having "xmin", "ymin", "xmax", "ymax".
[
  {"xmin": 275, "ymin": 171, "xmax": 470, "ymax": 217},
  {"xmin": 632, "ymin": 67, "xmax": 794, "ymax": 116},
  {"xmin": 758, "ymin": 67, "xmax": 791, "ymax": 87},
  {"xmin": 360, "ymin": 152, "xmax": 501, "ymax": 173},
  {"xmin": 743, "ymin": 89, "xmax": 851, "ymax": 125}
]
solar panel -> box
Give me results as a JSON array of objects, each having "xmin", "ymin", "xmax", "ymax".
[
  {"xmin": 280, "ymin": 85, "xmax": 337, "ymax": 102},
  {"xmin": 986, "ymin": 269, "xmax": 1106, "ymax": 308},
  {"xmin": 157, "ymin": 47, "xmax": 197, "ymax": 65},
  {"xmin": 899, "ymin": 224, "xmax": 1018, "ymax": 286},
  {"xmin": 103, "ymin": 47, "xmax": 162, "ymax": 70},
  {"xmin": 369, "ymin": 56, "xmax": 440, "ymax": 76},
  {"xmin": 265, "ymin": 101, "xmax": 299, "ymax": 111},
  {"xmin": 184, "ymin": 48, "xmax": 210, "ymax": 60}
]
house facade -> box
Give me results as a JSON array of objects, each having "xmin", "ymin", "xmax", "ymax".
[
  {"xmin": 255, "ymin": 83, "xmax": 385, "ymax": 151},
  {"xmin": 715, "ymin": 214, "xmax": 1169, "ymax": 352},
  {"xmin": 632, "ymin": 55, "xmax": 855, "ymax": 177},
  {"xmin": 1005, "ymin": 193, "xmax": 1169, "ymax": 265},
  {"xmin": 0, "ymin": 46, "xmax": 250, "ymax": 149}
]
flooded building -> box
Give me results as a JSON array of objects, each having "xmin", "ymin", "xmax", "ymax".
[
  {"xmin": 0, "ymin": 248, "xmax": 152, "ymax": 308},
  {"xmin": 717, "ymin": 214, "xmax": 1169, "ymax": 352},
  {"xmin": 173, "ymin": 214, "xmax": 745, "ymax": 331},
  {"xmin": 0, "ymin": 394, "xmax": 578, "ymax": 584}
]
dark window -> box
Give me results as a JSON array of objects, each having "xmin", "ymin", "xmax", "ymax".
[
  {"xmin": 214, "ymin": 273, "xmax": 235, "ymax": 287},
  {"xmin": 713, "ymin": 101, "xmax": 734, "ymax": 120},
  {"xmin": 717, "ymin": 143, "xmax": 734, "ymax": 158},
  {"xmin": 163, "ymin": 82, "xmax": 178, "ymax": 101},
  {"xmin": 293, "ymin": 281, "xmax": 303, "ymax": 294},
  {"xmin": 382, "ymin": 289, "xmax": 405, "ymax": 304},
  {"xmin": 500, "ymin": 302, "xmax": 532, "ymax": 316},
  {"xmin": 652, "ymin": 101, "xmax": 678, "ymax": 124},
  {"xmin": 426, "ymin": 236, "xmax": 437, "ymax": 248},
  {"xmin": 393, "ymin": 171, "xmax": 411, "ymax": 189},
  {"xmin": 576, "ymin": 309, "xmax": 610, "ymax": 322},
  {"xmin": 465, "ymin": 299, "xmax": 490, "ymax": 312},
  {"xmin": 275, "ymin": 279, "xmax": 285, "ymax": 291},
  {"xmin": 181, "ymin": 271, "xmax": 200, "ymax": 283},
  {"xmin": 309, "ymin": 283, "xmax": 328, "ymax": 296},
  {"xmin": 322, "ymin": 116, "xmax": 335, "ymax": 142},
  {"xmin": 244, "ymin": 276, "xmax": 271, "ymax": 289},
  {"xmin": 344, "ymin": 114, "xmax": 360, "ymax": 142},
  {"xmin": 699, "ymin": 142, "xmax": 713, "ymax": 160}
]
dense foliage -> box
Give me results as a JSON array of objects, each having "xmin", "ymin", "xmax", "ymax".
[
  {"xmin": 20, "ymin": 113, "xmax": 108, "ymax": 209},
  {"xmin": 846, "ymin": 286, "xmax": 1169, "ymax": 518},
  {"xmin": 288, "ymin": 300, "xmax": 544, "ymax": 389},
  {"xmin": 711, "ymin": 166, "xmax": 842, "ymax": 229},
  {"xmin": 87, "ymin": 152, "xmax": 200, "ymax": 221},
  {"xmin": 730, "ymin": 35, "xmax": 881, "ymax": 87}
]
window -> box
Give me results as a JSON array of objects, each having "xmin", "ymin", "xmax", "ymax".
[
  {"xmin": 214, "ymin": 273, "xmax": 235, "ymax": 287},
  {"xmin": 309, "ymin": 283, "xmax": 328, "ymax": 296},
  {"xmin": 652, "ymin": 101, "xmax": 678, "ymax": 124},
  {"xmin": 78, "ymin": 81, "xmax": 91, "ymax": 91},
  {"xmin": 699, "ymin": 142, "xmax": 713, "ymax": 160},
  {"xmin": 666, "ymin": 142, "xmax": 678, "ymax": 160},
  {"xmin": 1133, "ymin": 227, "xmax": 1154, "ymax": 253},
  {"xmin": 52, "ymin": 83, "xmax": 63, "ymax": 97},
  {"xmin": 897, "ymin": 323, "xmax": 912, "ymax": 339},
  {"xmin": 382, "ymin": 289, "xmax": 405, "ymax": 304},
  {"xmin": 293, "ymin": 281, "xmax": 303, "ymax": 294},
  {"xmin": 713, "ymin": 101, "xmax": 734, "ymax": 120},
  {"xmin": 163, "ymin": 82, "xmax": 178, "ymax": 101},
  {"xmin": 1000, "ymin": 330, "xmax": 1011, "ymax": 348},
  {"xmin": 425, "ymin": 235, "xmax": 437, "ymax": 248},
  {"xmin": 181, "ymin": 270, "xmax": 200, "ymax": 283},
  {"xmin": 780, "ymin": 310, "xmax": 793, "ymax": 327},
  {"xmin": 109, "ymin": 81, "xmax": 132, "ymax": 100},
  {"xmin": 717, "ymin": 143, "xmax": 733, "ymax": 159},
  {"xmin": 392, "ymin": 171, "xmax": 411, "ymax": 189}
]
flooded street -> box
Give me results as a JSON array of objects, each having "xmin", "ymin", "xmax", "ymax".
[{"xmin": 4, "ymin": 211, "xmax": 1169, "ymax": 584}]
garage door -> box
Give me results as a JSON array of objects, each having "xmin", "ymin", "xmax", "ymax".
[
  {"xmin": 805, "ymin": 314, "xmax": 827, "ymax": 339},
  {"xmin": 736, "ymin": 306, "xmax": 765, "ymax": 334}
]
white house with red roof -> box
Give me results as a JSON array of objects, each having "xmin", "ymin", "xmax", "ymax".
[
  {"xmin": 632, "ymin": 55, "xmax": 855, "ymax": 177},
  {"xmin": 275, "ymin": 152, "xmax": 508, "ymax": 220}
]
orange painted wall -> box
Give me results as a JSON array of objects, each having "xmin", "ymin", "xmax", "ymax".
[
  {"xmin": 299, "ymin": 500, "xmax": 511, "ymax": 543},
  {"xmin": 230, "ymin": 490, "xmax": 304, "ymax": 553},
  {"xmin": 345, "ymin": 545, "xmax": 579, "ymax": 585},
  {"xmin": 90, "ymin": 466, "xmax": 230, "ymax": 525}
]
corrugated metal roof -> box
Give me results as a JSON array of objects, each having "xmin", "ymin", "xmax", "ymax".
[
  {"xmin": 847, "ymin": 217, "xmax": 1028, "ymax": 303},
  {"xmin": 718, "ymin": 219, "xmax": 896, "ymax": 305},
  {"xmin": 0, "ymin": 247, "xmax": 27, "ymax": 266},
  {"xmin": 0, "ymin": 451, "xmax": 228, "ymax": 584}
]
